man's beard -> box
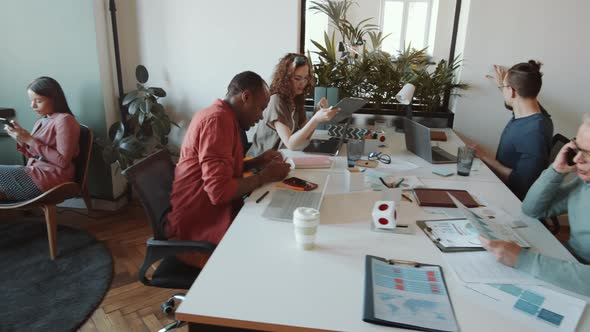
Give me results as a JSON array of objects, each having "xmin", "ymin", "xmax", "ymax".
[{"xmin": 504, "ymin": 102, "xmax": 513, "ymax": 111}]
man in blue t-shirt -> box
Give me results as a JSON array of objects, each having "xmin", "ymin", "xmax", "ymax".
[{"xmin": 473, "ymin": 61, "xmax": 553, "ymax": 200}]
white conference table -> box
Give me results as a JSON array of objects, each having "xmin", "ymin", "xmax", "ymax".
[{"xmin": 177, "ymin": 129, "xmax": 589, "ymax": 331}]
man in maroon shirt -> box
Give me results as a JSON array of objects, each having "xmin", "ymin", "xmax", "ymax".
[{"xmin": 167, "ymin": 71, "xmax": 290, "ymax": 267}]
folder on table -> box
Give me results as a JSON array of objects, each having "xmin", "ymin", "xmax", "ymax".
[
  {"xmin": 413, "ymin": 188, "xmax": 479, "ymax": 208},
  {"xmin": 363, "ymin": 255, "xmax": 459, "ymax": 331}
]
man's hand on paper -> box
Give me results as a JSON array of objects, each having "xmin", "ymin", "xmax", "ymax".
[{"xmin": 479, "ymin": 235, "xmax": 521, "ymax": 267}]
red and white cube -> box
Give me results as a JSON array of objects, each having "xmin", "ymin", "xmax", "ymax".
[
  {"xmin": 377, "ymin": 133, "xmax": 387, "ymax": 147},
  {"xmin": 372, "ymin": 201, "xmax": 397, "ymax": 229}
]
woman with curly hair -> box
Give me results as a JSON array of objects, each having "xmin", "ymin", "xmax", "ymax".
[{"xmin": 247, "ymin": 53, "xmax": 338, "ymax": 157}]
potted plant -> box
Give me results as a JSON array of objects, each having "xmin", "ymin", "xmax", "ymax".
[
  {"xmin": 306, "ymin": 0, "xmax": 469, "ymax": 128},
  {"xmin": 412, "ymin": 56, "xmax": 470, "ymax": 113},
  {"xmin": 309, "ymin": 31, "xmax": 342, "ymax": 106},
  {"xmin": 99, "ymin": 65, "xmax": 178, "ymax": 170}
]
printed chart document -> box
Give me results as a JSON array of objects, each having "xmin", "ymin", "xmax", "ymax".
[
  {"xmin": 417, "ymin": 218, "xmax": 484, "ymax": 252},
  {"xmin": 363, "ymin": 255, "xmax": 458, "ymax": 332},
  {"xmin": 448, "ymin": 194, "xmax": 530, "ymax": 247},
  {"xmin": 443, "ymin": 252, "xmax": 544, "ymax": 285},
  {"xmin": 465, "ymin": 283, "xmax": 585, "ymax": 332}
]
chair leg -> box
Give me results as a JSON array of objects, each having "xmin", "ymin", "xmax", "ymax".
[{"xmin": 42, "ymin": 204, "xmax": 58, "ymax": 260}]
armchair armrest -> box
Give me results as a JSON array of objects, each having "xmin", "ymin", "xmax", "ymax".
[{"xmin": 139, "ymin": 237, "xmax": 217, "ymax": 286}]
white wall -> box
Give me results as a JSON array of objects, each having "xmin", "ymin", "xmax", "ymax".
[
  {"xmin": 454, "ymin": 0, "xmax": 589, "ymax": 153},
  {"xmin": 116, "ymin": 0, "xmax": 300, "ymax": 146}
]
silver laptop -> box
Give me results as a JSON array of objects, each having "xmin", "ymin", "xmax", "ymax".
[
  {"xmin": 262, "ymin": 189, "xmax": 323, "ymax": 222},
  {"xmin": 404, "ymin": 118, "xmax": 456, "ymax": 164},
  {"xmin": 303, "ymin": 118, "xmax": 350, "ymax": 156}
]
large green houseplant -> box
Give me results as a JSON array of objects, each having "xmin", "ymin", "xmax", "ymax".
[
  {"xmin": 100, "ymin": 65, "xmax": 178, "ymax": 170},
  {"xmin": 308, "ymin": 0, "xmax": 468, "ymax": 113}
]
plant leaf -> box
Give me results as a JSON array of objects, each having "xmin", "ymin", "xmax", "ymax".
[
  {"xmin": 119, "ymin": 136, "xmax": 145, "ymax": 159},
  {"xmin": 108, "ymin": 121, "xmax": 126, "ymax": 143},
  {"xmin": 128, "ymin": 99, "xmax": 140, "ymax": 115},
  {"xmin": 148, "ymin": 87, "xmax": 167, "ymax": 97},
  {"xmin": 122, "ymin": 91, "xmax": 139, "ymax": 105},
  {"xmin": 138, "ymin": 111, "xmax": 145, "ymax": 126}
]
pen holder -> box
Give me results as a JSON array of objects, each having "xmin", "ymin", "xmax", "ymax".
[
  {"xmin": 345, "ymin": 168, "xmax": 365, "ymax": 192},
  {"xmin": 372, "ymin": 201, "xmax": 397, "ymax": 229}
]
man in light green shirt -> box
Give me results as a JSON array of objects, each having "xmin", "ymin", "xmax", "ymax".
[{"xmin": 480, "ymin": 114, "xmax": 590, "ymax": 296}]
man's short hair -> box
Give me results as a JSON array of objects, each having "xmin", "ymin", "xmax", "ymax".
[
  {"xmin": 506, "ymin": 60, "xmax": 543, "ymax": 98},
  {"xmin": 226, "ymin": 71, "xmax": 268, "ymax": 97}
]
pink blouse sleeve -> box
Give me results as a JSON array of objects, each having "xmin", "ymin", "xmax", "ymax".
[
  {"xmin": 17, "ymin": 143, "xmax": 33, "ymax": 158},
  {"xmin": 27, "ymin": 115, "xmax": 80, "ymax": 168}
]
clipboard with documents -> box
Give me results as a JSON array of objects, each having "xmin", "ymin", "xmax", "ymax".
[
  {"xmin": 416, "ymin": 218, "xmax": 486, "ymax": 253},
  {"xmin": 416, "ymin": 194, "xmax": 530, "ymax": 252},
  {"xmin": 363, "ymin": 255, "xmax": 459, "ymax": 332}
]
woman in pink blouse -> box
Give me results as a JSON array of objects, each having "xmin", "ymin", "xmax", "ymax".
[{"xmin": 1, "ymin": 77, "xmax": 80, "ymax": 201}]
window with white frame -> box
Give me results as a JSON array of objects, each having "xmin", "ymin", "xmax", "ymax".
[
  {"xmin": 381, "ymin": 0, "xmax": 437, "ymax": 56},
  {"xmin": 304, "ymin": 1, "xmax": 329, "ymax": 64}
]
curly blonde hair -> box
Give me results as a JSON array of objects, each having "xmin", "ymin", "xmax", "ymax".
[{"xmin": 269, "ymin": 53, "xmax": 314, "ymax": 125}]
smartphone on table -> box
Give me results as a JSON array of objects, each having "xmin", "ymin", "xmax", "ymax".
[
  {"xmin": 0, "ymin": 117, "xmax": 14, "ymax": 128},
  {"xmin": 282, "ymin": 177, "xmax": 318, "ymax": 191}
]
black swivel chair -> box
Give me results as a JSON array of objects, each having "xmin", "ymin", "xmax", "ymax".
[
  {"xmin": 538, "ymin": 133, "xmax": 570, "ymax": 234},
  {"xmin": 122, "ymin": 149, "xmax": 216, "ymax": 332}
]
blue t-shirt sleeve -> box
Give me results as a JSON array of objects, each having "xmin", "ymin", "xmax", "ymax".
[{"xmin": 508, "ymin": 130, "xmax": 550, "ymax": 199}]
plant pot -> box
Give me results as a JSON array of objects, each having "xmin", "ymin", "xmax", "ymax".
[{"xmin": 326, "ymin": 87, "xmax": 339, "ymax": 107}]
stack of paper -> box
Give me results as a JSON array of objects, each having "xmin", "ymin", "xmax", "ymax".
[{"xmin": 290, "ymin": 156, "xmax": 333, "ymax": 169}]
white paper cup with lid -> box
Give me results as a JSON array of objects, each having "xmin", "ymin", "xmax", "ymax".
[{"xmin": 293, "ymin": 207, "xmax": 320, "ymax": 250}]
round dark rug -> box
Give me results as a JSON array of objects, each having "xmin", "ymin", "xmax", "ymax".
[{"xmin": 0, "ymin": 220, "xmax": 113, "ymax": 331}]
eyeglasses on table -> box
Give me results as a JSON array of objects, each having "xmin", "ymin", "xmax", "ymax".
[{"xmin": 368, "ymin": 152, "xmax": 391, "ymax": 164}]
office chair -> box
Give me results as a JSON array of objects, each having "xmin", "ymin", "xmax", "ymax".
[
  {"xmin": 538, "ymin": 133, "xmax": 570, "ymax": 234},
  {"xmin": 122, "ymin": 149, "xmax": 216, "ymax": 332},
  {"xmin": 0, "ymin": 125, "xmax": 93, "ymax": 259}
]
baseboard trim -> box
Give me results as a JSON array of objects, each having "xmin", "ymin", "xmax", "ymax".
[{"xmin": 58, "ymin": 195, "xmax": 129, "ymax": 211}]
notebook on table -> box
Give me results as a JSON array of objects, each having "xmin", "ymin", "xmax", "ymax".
[
  {"xmin": 430, "ymin": 131, "xmax": 448, "ymax": 142},
  {"xmin": 413, "ymin": 188, "xmax": 479, "ymax": 208},
  {"xmin": 290, "ymin": 156, "xmax": 333, "ymax": 169}
]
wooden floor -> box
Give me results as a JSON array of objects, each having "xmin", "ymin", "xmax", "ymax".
[
  {"xmin": 4, "ymin": 202, "xmax": 189, "ymax": 332},
  {"xmin": 2, "ymin": 203, "xmax": 571, "ymax": 332},
  {"xmin": 64, "ymin": 202, "xmax": 189, "ymax": 332}
]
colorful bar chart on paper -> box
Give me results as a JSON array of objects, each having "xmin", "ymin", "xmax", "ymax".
[
  {"xmin": 466, "ymin": 283, "xmax": 586, "ymax": 332},
  {"xmin": 371, "ymin": 259, "xmax": 458, "ymax": 331}
]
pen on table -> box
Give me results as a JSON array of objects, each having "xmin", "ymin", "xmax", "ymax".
[
  {"xmin": 394, "ymin": 178, "xmax": 405, "ymax": 188},
  {"xmin": 401, "ymin": 193, "xmax": 413, "ymax": 203},
  {"xmin": 255, "ymin": 190, "xmax": 269, "ymax": 203},
  {"xmin": 379, "ymin": 177, "xmax": 392, "ymax": 189}
]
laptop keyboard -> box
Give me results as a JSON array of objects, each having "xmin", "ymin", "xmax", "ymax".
[
  {"xmin": 432, "ymin": 146, "xmax": 456, "ymax": 161},
  {"xmin": 262, "ymin": 190, "xmax": 322, "ymax": 222}
]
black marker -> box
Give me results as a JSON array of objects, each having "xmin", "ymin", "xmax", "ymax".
[{"xmin": 255, "ymin": 190, "xmax": 269, "ymax": 203}]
